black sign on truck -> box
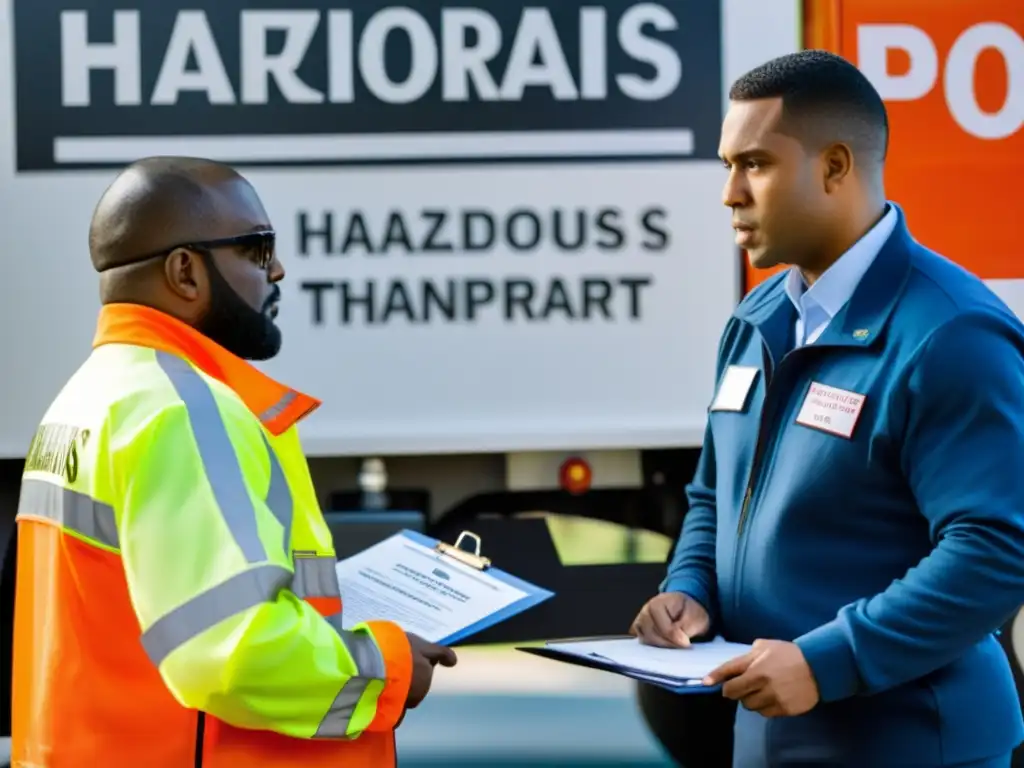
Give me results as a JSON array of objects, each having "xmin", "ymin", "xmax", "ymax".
[{"xmin": 12, "ymin": 1, "xmax": 722, "ymax": 170}]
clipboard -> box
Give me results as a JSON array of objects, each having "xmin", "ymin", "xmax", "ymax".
[
  {"xmin": 378, "ymin": 529, "xmax": 554, "ymax": 646},
  {"xmin": 515, "ymin": 634, "xmax": 739, "ymax": 695},
  {"xmin": 434, "ymin": 530, "xmax": 492, "ymax": 570}
]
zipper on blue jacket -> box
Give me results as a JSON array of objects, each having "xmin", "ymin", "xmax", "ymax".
[
  {"xmin": 736, "ymin": 342, "xmax": 778, "ymax": 536},
  {"xmin": 732, "ymin": 340, "xmax": 813, "ymax": 612}
]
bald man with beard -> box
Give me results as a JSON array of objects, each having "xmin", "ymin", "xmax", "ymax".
[
  {"xmin": 10, "ymin": 156, "xmax": 455, "ymax": 768},
  {"xmin": 89, "ymin": 155, "xmax": 285, "ymax": 360}
]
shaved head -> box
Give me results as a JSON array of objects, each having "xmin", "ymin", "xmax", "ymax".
[
  {"xmin": 89, "ymin": 155, "xmax": 286, "ymax": 360},
  {"xmin": 89, "ymin": 156, "xmax": 250, "ymax": 272}
]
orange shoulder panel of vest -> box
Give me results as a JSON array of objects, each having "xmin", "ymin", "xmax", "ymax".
[{"xmin": 92, "ymin": 302, "xmax": 321, "ymax": 435}]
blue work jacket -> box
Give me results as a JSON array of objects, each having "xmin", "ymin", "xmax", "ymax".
[{"xmin": 664, "ymin": 207, "xmax": 1024, "ymax": 766}]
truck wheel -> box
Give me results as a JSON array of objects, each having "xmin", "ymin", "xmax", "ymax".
[
  {"xmin": 1010, "ymin": 607, "xmax": 1024, "ymax": 678},
  {"xmin": 635, "ymin": 681, "xmax": 735, "ymax": 767},
  {"xmin": 1004, "ymin": 608, "xmax": 1024, "ymax": 768}
]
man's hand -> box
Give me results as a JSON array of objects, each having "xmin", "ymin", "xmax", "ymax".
[
  {"xmin": 703, "ymin": 639, "xmax": 819, "ymax": 718},
  {"xmin": 630, "ymin": 592, "xmax": 710, "ymax": 648},
  {"xmin": 405, "ymin": 633, "xmax": 458, "ymax": 710}
]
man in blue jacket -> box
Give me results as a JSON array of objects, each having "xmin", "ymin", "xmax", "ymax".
[{"xmin": 631, "ymin": 49, "xmax": 1024, "ymax": 766}]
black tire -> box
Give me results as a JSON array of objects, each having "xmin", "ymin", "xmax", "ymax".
[
  {"xmin": 999, "ymin": 608, "xmax": 1024, "ymax": 768},
  {"xmin": 636, "ymin": 681, "xmax": 736, "ymax": 768}
]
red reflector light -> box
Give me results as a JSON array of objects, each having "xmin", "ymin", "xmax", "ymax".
[{"xmin": 559, "ymin": 457, "xmax": 592, "ymax": 495}]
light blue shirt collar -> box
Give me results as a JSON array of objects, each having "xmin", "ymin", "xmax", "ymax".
[{"xmin": 785, "ymin": 203, "xmax": 898, "ymax": 346}]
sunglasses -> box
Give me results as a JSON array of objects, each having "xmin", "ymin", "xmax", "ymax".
[{"xmin": 127, "ymin": 230, "xmax": 277, "ymax": 270}]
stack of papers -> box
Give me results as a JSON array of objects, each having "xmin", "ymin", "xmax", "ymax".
[{"xmin": 518, "ymin": 636, "xmax": 753, "ymax": 694}]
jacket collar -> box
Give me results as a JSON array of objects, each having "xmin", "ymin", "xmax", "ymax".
[
  {"xmin": 93, "ymin": 303, "xmax": 321, "ymax": 435},
  {"xmin": 783, "ymin": 204, "xmax": 898, "ymax": 325},
  {"xmin": 736, "ymin": 202, "xmax": 914, "ymax": 359}
]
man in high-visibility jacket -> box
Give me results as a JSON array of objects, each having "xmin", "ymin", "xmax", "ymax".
[{"xmin": 11, "ymin": 156, "xmax": 457, "ymax": 767}]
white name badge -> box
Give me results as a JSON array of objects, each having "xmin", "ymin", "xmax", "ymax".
[
  {"xmin": 710, "ymin": 365, "xmax": 759, "ymax": 412},
  {"xmin": 795, "ymin": 382, "xmax": 866, "ymax": 439}
]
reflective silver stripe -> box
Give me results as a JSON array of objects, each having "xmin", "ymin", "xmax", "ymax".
[
  {"xmin": 17, "ymin": 477, "xmax": 119, "ymax": 549},
  {"xmin": 344, "ymin": 628, "xmax": 387, "ymax": 678},
  {"xmin": 315, "ymin": 632, "xmax": 387, "ymax": 737},
  {"xmin": 291, "ymin": 555, "xmax": 341, "ymax": 601},
  {"xmin": 155, "ymin": 351, "xmax": 267, "ymax": 564},
  {"xmin": 259, "ymin": 391, "xmax": 297, "ymax": 424},
  {"xmin": 262, "ymin": 432, "xmax": 293, "ymax": 553},
  {"xmin": 315, "ymin": 678, "xmax": 372, "ymax": 737},
  {"xmin": 326, "ymin": 612, "xmax": 346, "ymax": 634},
  {"xmin": 141, "ymin": 564, "xmax": 291, "ymax": 667}
]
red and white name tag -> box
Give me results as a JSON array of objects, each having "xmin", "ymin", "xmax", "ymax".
[{"xmin": 795, "ymin": 382, "xmax": 866, "ymax": 439}]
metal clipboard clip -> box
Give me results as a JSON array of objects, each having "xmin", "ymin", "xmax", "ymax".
[{"xmin": 435, "ymin": 530, "xmax": 491, "ymax": 571}]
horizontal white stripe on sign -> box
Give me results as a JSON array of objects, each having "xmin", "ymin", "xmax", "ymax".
[{"xmin": 53, "ymin": 129, "xmax": 696, "ymax": 164}]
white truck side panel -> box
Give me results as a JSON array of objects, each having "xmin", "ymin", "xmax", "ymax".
[{"xmin": 0, "ymin": 0, "xmax": 798, "ymax": 459}]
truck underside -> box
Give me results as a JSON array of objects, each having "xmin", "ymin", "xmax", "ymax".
[{"xmin": 2, "ymin": 446, "xmax": 1024, "ymax": 766}]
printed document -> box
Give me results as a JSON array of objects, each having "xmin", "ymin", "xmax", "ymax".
[
  {"xmin": 520, "ymin": 636, "xmax": 754, "ymax": 692},
  {"xmin": 545, "ymin": 636, "xmax": 753, "ymax": 681},
  {"xmin": 335, "ymin": 530, "xmax": 552, "ymax": 644}
]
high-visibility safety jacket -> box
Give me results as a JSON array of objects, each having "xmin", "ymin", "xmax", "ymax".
[{"xmin": 11, "ymin": 303, "xmax": 413, "ymax": 767}]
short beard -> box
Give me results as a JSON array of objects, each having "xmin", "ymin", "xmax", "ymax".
[{"xmin": 195, "ymin": 252, "xmax": 282, "ymax": 361}]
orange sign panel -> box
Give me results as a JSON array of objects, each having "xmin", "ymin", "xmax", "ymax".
[{"xmin": 744, "ymin": 0, "xmax": 1023, "ymax": 293}]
